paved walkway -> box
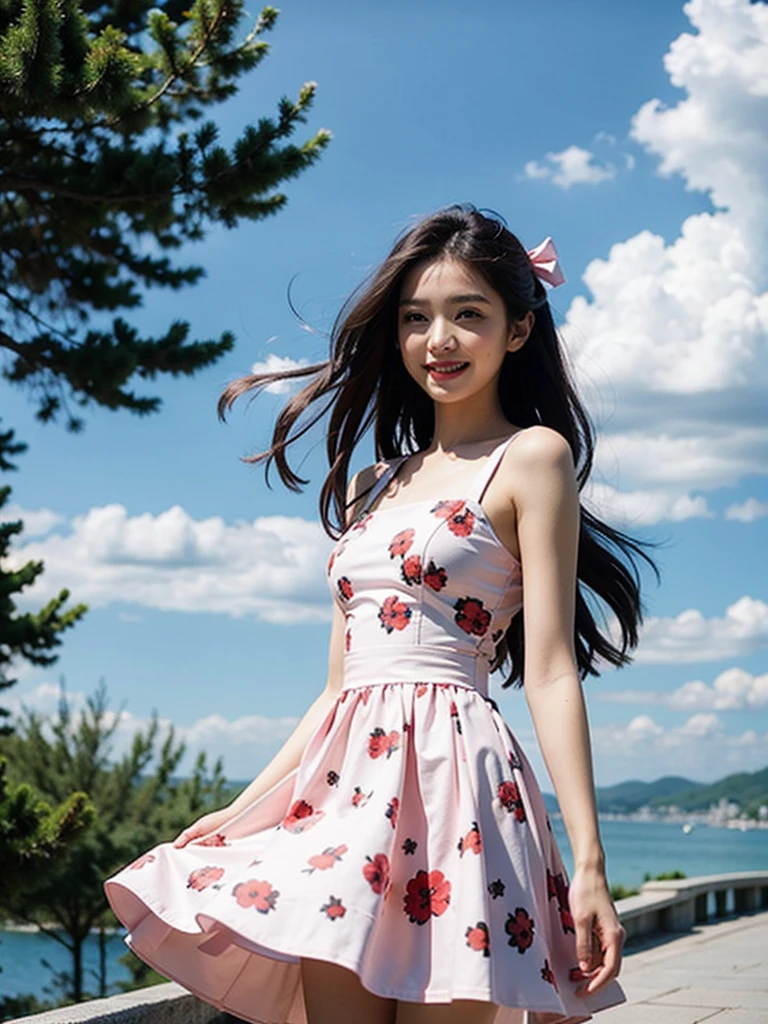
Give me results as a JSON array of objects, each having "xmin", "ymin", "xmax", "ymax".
[{"xmin": 598, "ymin": 911, "xmax": 768, "ymax": 1023}]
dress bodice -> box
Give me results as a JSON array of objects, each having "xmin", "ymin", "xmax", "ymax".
[{"xmin": 327, "ymin": 434, "xmax": 524, "ymax": 695}]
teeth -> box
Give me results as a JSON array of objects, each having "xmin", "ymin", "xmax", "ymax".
[{"xmin": 428, "ymin": 363, "xmax": 468, "ymax": 373}]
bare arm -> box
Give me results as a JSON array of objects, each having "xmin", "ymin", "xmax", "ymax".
[{"xmin": 508, "ymin": 427, "xmax": 625, "ymax": 995}]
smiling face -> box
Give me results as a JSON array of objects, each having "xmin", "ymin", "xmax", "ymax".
[{"xmin": 397, "ymin": 258, "xmax": 532, "ymax": 416}]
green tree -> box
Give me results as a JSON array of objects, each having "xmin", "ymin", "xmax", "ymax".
[
  {"xmin": 0, "ymin": 422, "xmax": 88, "ymax": 733},
  {"xmin": 0, "ymin": 682, "xmax": 228, "ymax": 1003},
  {"xmin": 0, "ymin": 0, "xmax": 330, "ymax": 719},
  {"xmin": 0, "ymin": 756, "xmax": 94, "ymax": 880},
  {"xmin": 0, "ymin": 1, "xmax": 330, "ymax": 432}
]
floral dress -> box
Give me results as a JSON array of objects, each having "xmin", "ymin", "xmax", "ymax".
[{"xmin": 104, "ymin": 432, "xmax": 626, "ymax": 1024}]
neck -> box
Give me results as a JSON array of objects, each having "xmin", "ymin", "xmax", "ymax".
[{"xmin": 429, "ymin": 392, "xmax": 512, "ymax": 453}]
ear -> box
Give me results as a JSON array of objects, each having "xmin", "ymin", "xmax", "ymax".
[{"xmin": 506, "ymin": 311, "xmax": 535, "ymax": 353}]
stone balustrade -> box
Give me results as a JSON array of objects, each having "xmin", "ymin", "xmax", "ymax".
[
  {"xmin": 617, "ymin": 868, "xmax": 768, "ymax": 940},
  {"xmin": 7, "ymin": 870, "xmax": 768, "ymax": 1024}
]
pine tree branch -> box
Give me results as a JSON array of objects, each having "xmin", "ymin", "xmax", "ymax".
[{"xmin": 0, "ymin": 174, "xmax": 173, "ymax": 205}]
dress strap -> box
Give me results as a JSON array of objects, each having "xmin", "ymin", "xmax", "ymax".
[
  {"xmin": 466, "ymin": 431, "xmax": 525, "ymax": 503},
  {"xmin": 354, "ymin": 456, "xmax": 408, "ymax": 519}
]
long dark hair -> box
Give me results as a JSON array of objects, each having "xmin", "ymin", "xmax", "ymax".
[{"xmin": 218, "ymin": 204, "xmax": 657, "ymax": 688}]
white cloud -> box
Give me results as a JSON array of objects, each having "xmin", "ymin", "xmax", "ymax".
[
  {"xmin": 3, "ymin": 503, "xmax": 65, "ymax": 537},
  {"xmin": 249, "ymin": 353, "xmax": 311, "ymax": 395},
  {"xmin": 523, "ymin": 145, "xmax": 616, "ymax": 189},
  {"xmin": 584, "ymin": 481, "xmax": 712, "ymax": 526},
  {"xmin": 594, "ymin": 131, "xmax": 618, "ymax": 147},
  {"xmin": 725, "ymin": 497, "xmax": 768, "ymax": 521},
  {"xmin": 598, "ymin": 665, "xmax": 768, "ymax": 710},
  {"xmin": 558, "ymin": 0, "xmax": 768, "ymax": 504},
  {"xmin": 592, "ymin": 710, "xmax": 768, "ymax": 761},
  {"xmin": 5, "ymin": 681, "xmax": 300, "ymax": 781},
  {"xmin": 6, "ymin": 503, "xmax": 333, "ymax": 625},
  {"xmin": 635, "ymin": 595, "xmax": 768, "ymax": 663},
  {"xmin": 669, "ymin": 666, "xmax": 768, "ymax": 709}
]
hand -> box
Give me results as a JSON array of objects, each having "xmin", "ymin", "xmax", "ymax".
[
  {"xmin": 566, "ymin": 866, "xmax": 626, "ymax": 997},
  {"xmin": 172, "ymin": 807, "xmax": 235, "ymax": 848}
]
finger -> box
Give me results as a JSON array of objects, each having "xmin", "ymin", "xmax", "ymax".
[
  {"xmin": 575, "ymin": 918, "xmax": 596, "ymax": 972},
  {"xmin": 173, "ymin": 828, "xmax": 195, "ymax": 848},
  {"xmin": 579, "ymin": 932, "xmax": 623, "ymax": 996}
]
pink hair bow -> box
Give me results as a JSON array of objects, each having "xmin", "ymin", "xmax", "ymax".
[{"xmin": 527, "ymin": 236, "xmax": 566, "ymax": 288}]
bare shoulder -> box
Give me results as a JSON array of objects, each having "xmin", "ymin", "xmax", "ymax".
[
  {"xmin": 498, "ymin": 426, "xmax": 576, "ymax": 511},
  {"xmin": 346, "ymin": 461, "xmax": 383, "ymax": 524},
  {"xmin": 507, "ymin": 425, "xmax": 574, "ymax": 473}
]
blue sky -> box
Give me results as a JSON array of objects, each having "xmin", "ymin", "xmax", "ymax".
[{"xmin": 4, "ymin": 0, "xmax": 768, "ymax": 789}]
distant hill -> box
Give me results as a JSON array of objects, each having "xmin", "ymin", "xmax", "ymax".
[
  {"xmin": 541, "ymin": 764, "xmax": 768, "ymax": 817},
  {"xmin": 595, "ymin": 776, "xmax": 701, "ymax": 814},
  {"xmin": 648, "ymin": 765, "xmax": 768, "ymax": 815}
]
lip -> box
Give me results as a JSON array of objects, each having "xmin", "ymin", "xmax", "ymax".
[{"xmin": 424, "ymin": 360, "xmax": 470, "ymax": 378}]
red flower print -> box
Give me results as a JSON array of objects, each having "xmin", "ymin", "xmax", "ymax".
[
  {"xmin": 306, "ymin": 844, "xmax": 348, "ymax": 872},
  {"xmin": 541, "ymin": 959, "xmax": 558, "ymax": 989},
  {"xmin": 548, "ymin": 868, "xmax": 570, "ymax": 904},
  {"xmin": 465, "ymin": 921, "xmax": 490, "ymax": 957},
  {"xmin": 505, "ymin": 907, "xmax": 535, "ymax": 953},
  {"xmin": 423, "ymin": 560, "xmax": 448, "ymax": 591},
  {"xmin": 282, "ymin": 799, "xmax": 325, "ymax": 833},
  {"xmin": 385, "ymin": 796, "xmax": 399, "ymax": 829},
  {"xmin": 403, "ymin": 869, "xmax": 451, "ymax": 925},
  {"xmin": 360, "ymin": 686, "xmax": 373, "ymax": 705},
  {"xmin": 388, "ymin": 528, "xmax": 414, "ymax": 558},
  {"xmin": 337, "ymin": 576, "xmax": 354, "ymax": 601},
  {"xmin": 233, "ymin": 879, "xmax": 280, "ymax": 913},
  {"xmin": 447, "ymin": 507, "xmax": 475, "ymax": 537},
  {"xmin": 327, "ymin": 548, "xmax": 336, "ymax": 575},
  {"xmin": 454, "ymin": 596, "xmax": 491, "ymax": 637},
  {"xmin": 368, "ymin": 726, "xmax": 401, "ymax": 759},
  {"xmin": 401, "ymin": 554, "xmax": 422, "ymax": 586},
  {"xmin": 345, "ymin": 627, "xmax": 352, "ymax": 652},
  {"xmin": 431, "ymin": 500, "xmax": 476, "ymax": 537},
  {"xmin": 129, "ymin": 852, "xmax": 155, "ymax": 870},
  {"xmin": 498, "ymin": 780, "xmax": 526, "ymax": 822},
  {"xmin": 321, "ymin": 895, "xmax": 347, "ymax": 920},
  {"xmin": 415, "ymin": 684, "xmax": 428, "ymax": 697},
  {"xmin": 198, "ymin": 832, "xmax": 228, "ymax": 847},
  {"xmin": 402, "ymin": 837, "xmax": 417, "ymax": 855},
  {"xmin": 353, "ymin": 513, "xmax": 373, "ymax": 532},
  {"xmin": 351, "ymin": 786, "xmax": 373, "ymax": 808},
  {"xmin": 326, "ymin": 770, "xmax": 340, "ymax": 787},
  {"xmin": 458, "ymin": 821, "xmax": 482, "ymax": 857},
  {"xmin": 363, "ymin": 852, "xmax": 391, "ymax": 895},
  {"xmin": 431, "ymin": 500, "xmax": 465, "ymax": 520},
  {"xmin": 378, "ymin": 595, "xmax": 412, "ymax": 633},
  {"xmin": 187, "ymin": 865, "xmax": 224, "ymax": 891},
  {"xmin": 547, "ymin": 869, "xmax": 572, "ymax": 932}
]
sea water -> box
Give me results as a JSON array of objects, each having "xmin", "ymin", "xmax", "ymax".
[{"xmin": 1, "ymin": 819, "xmax": 767, "ymax": 1000}]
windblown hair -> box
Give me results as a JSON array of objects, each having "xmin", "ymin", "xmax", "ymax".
[{"xmin": 218, "ymin": 204, "xmax": 657, "ymax": 688}]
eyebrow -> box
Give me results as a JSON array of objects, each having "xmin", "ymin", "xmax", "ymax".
[{"xmin": 398, "ymin": 293, "xmax": 492, "ymax": 307}]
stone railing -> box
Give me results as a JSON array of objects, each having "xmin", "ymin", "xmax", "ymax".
[
  {"xmin": 617, "ymin": 868, "xmax": 768, "ymax": 941},
  {"xmin": 7, "ymin": 870, "xmax": 768, "ymax": 1024}
]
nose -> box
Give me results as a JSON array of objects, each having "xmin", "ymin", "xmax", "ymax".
[{"xmin": 427, "ymin": 315, "xmax": 458, "ymax": 353}]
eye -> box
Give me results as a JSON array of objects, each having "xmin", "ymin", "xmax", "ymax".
[
  {"xmin": 457, "ymin": 308, "xmax": 482, "ymax": 320},
  {"xmin": 403, "ymin": 311, "xmax": 427, "ymax": 323}
]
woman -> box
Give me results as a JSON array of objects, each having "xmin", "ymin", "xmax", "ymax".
[{"xmin": 105, "ymin": 205, "xmax": 653, "ymax": 1024}]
